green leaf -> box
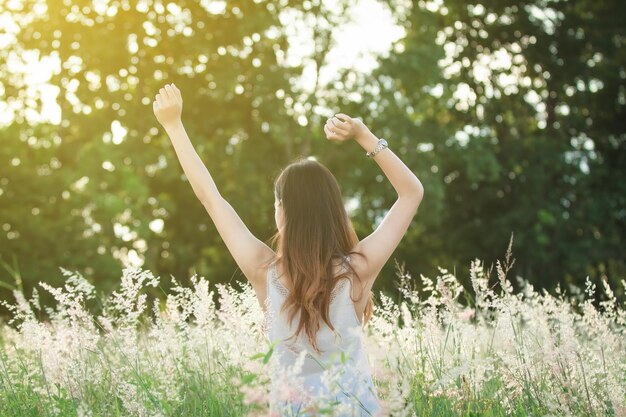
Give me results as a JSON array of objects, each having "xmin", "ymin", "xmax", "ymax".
[{"xmin": 263, "ymin": 345, "xmax": 274, "ymax": 364}]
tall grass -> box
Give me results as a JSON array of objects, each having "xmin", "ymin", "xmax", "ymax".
[{"xmin": 0, "ymin": 245, "xmax": 624, "ymax": 416}]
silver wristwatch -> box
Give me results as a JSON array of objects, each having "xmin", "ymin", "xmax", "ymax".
[{"xmin": 366, "ymin": 138, "xmax": 388, "ymax": 158}]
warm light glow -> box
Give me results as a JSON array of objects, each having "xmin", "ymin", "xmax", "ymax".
[{"xmin": 0, "ymin": 0, "xmax": 404, "ymax": 126}]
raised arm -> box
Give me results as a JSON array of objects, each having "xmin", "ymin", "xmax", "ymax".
[
  {"xmin": 153, "ymin": 83, "xmax": 274, "ymax": 287},
  {"xmin": 324, "ymin": 113, "xmax": 424, "ymax": 288}
]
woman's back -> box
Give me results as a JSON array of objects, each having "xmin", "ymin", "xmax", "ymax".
[{"xmin": 263, "ymin": 255, "xmax": 381, "ymax": 417}]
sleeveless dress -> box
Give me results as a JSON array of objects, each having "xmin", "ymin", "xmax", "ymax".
[{"xmin": 263, "ymin": 255, "xmax": 382, "ymax": 417}]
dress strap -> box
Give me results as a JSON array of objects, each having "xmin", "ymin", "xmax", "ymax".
[
  {"xmin": 343, "ymin": 254, "xmax": 351, "ymax": 271},
  {"xmin": 268, "ymin": 261, "xmax": 289, "ymax": 297}
]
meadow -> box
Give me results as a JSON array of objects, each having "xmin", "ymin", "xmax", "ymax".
[{"xmin": 0, "ymin": 248, "xmax": 624, "ymax": 417}]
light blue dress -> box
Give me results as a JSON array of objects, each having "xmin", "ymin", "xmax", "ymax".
[{"xmin": 263, "ymin": 256, "xmax": 382, "ymax": 417}]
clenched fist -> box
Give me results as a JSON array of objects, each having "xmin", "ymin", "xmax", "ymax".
[
  {"xmin": 153, "ymin": 83, "xmax": 182, "ymax": 129},
  {"xmin": 324, "ymin": 113, "xmax": 370, "ymax": 142}
]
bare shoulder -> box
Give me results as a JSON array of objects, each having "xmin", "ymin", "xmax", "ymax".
[
  {"xmin": 245, "ymin": 248, "xmax": 276, "ymax": 313},
  {"xmin": 347, "ymin": 242, "xmax": 378, "ymax": 287},
  {"xmin": 250, "ymin": 247, "xmax": 277, "ymax": 286}
]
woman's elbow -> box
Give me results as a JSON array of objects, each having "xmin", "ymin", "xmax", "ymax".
[
  {"xmin": 412, "ymin": 177, "xmax": 424, "ymax": 205},
  {"xmin": 399, "ymin": 182, "xmax": 423, "ymax": 209}
]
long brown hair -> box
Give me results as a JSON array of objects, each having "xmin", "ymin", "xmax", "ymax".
[{"xmin": 266, "ymin": 157, "xmax": 374, "ymax": 354}]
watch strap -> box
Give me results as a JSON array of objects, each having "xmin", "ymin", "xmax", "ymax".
[{"xmin": 366, "ymin": 138, "xmax": 388, "ymax": 158}]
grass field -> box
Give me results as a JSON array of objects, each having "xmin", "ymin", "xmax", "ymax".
[{"xmin": 0, "ymin": 249, "xmax": 624, "ymax": 417}]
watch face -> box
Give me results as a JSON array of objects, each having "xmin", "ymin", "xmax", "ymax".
[{"xmin": 381, "ymin": 139, "xmax": 387, "ymax": 146}]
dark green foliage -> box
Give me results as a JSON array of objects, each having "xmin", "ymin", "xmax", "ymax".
[
  {"xmin": 370, "ymin": 0, "xmax": 625, "ymax": 298},
  {"xmin": 0, "ymin": 0, "xmax": 624, "ymax": 309}
]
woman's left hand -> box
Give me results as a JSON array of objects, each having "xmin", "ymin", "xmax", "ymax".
[{"xmin": 153, "ymin": 83, "xmax": 182, "ymax": 129}]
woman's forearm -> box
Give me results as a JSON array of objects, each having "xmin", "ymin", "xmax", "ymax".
[
  {"xmin": 164, "ymin": 121, "xmax": 221, "ymax": 206},
  {"xmin": 355, "ymin": 129, "xmax": 424, "ymax": 201}
]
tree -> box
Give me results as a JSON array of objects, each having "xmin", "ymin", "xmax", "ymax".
[
  {"xmin": 0, "ymin": 0, "xmax": 309, "ymax": 304},
  {"xmin": 368, "ymin": 0, "xmax": 625, "ymax": 295}
]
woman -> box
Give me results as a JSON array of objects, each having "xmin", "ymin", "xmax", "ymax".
[{"xmin": 153, "ymin": 83, "xmax": 424, "ymax": 416}]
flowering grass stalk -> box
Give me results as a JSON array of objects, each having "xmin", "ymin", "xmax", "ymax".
[{"xmin": 0, "ymin": 250, "xmax": 624, "ymax": 417}]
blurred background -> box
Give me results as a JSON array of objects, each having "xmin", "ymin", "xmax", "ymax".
[{"xmin": 0, "ymin": 0, "xmax": 624, "ymax": 310}]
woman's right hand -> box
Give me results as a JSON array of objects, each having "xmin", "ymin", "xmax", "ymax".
[
  {"xmin": 153, "ymin": 83, "xmax": 183, "ymax": 130},
  {"xmin": 324, "ymin": 113, "xmax": 369, "ymax": 142}
]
